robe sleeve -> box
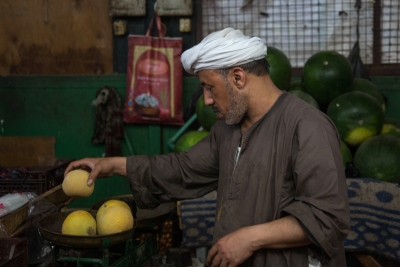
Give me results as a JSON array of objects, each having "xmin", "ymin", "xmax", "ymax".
[
  {"xmin": 126, "ymin": 127, "xmax": 220, "ymax": 209},
  {"xmin": 282, "ymin": 108, "xmax": 350, "ymax": 263}
]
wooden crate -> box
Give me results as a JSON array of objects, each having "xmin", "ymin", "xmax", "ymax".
[
  {"xmin": 0, "ymin": 238, "xmax": 28, "ymax": 267},
  {"xmin": 0, "ymin": 158, "xmax": 74, "ymax": 197},
  {"xmin": 0, "ymin": 185, "xmax": 73, "ymax": 237}
]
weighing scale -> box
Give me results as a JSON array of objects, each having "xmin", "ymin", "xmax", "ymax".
[{"xmin": 37, "ymin": 197, "xmax": 176, "ymax": 267}]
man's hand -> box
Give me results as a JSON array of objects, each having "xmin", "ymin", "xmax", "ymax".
[
  {"xmin": 64, "ymin": 157, "xmax": 127, "ymax": 186},
  {"xmin": 207, "ymin": 227, "xmax": 255, "ymax": 267},
  {"xmin": 206, "ymin": 216, "xmax": 312, "ymax": 266}
]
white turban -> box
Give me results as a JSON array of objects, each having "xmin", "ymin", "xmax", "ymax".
[{"xmin": 181, "ymin": 28, "xmax": 267, "ymax": 74}]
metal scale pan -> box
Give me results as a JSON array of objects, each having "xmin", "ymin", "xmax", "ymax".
[
  {"xmin": 37, "ymin": 195, "xmax": 176, "ymax": 249},
  {"xmin": 36, "ymin": 210, "xmax": 135, "ymax": 249}
]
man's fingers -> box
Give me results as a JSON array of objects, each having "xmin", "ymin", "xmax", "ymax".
[
  {"xmin": 87, "ymin": 177, "xmax": 95, "ymax": 186},
  {"xmin": 219, "ymin": 259, "xmax": 229, "ymax": 267},
  {"xmin": 210, "ymin": 256, "xmax": 222, "ymax": 267},
  {"xmin": 64, "ymin": 158, "xmax": 98, "ymax": 176},
  {"xmin": 208, "ymin": 246, "xmax": 225, "ymax": 267},
  {"xmin": 207, "ymin": 245, "xmax": 218, "ymax": 266},
  {"xmin": 87, "ymin": 164, "xmax": 103, "ymax": 186},
  {"xmin": 64, "ymin": 160, "xmax": 86, "ymax": 176}
]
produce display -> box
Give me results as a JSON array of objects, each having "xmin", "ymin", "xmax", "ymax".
[
  {"xmin": 61, "ymin": 210, "xmax": 96, "ymax": 236},
  {"xmin": 61, "ymin": 169, "xmax": 134, "ymax": 237},
  {"xmin": 265, "ymin": 46, "xmax": 293, "ymax": 91},
  {"xmin": 354, "ymin": 135, "xmax": 400, "ymax": 183},
  {"xmin": 174, "ymin": 130, "xmax": 210, "ymax": 153},
  {"xmin": 302, "ymin": 50, "xmax": 353, "ymax": 107},
  {"xmin": 295, "ymin": 49, "xmax": 399, "ymax": 183},
  {"xmin": 381, "ymin": 117, "xmax": 400, "ymax": 138},
  {"xmin": 340, "ymin": 140, "xmax": 353, "ymax": 169},
  {"xmin": 62, "ymin": 169, "xmax": 94, "ymax": 197},
  {"xmin": 61, "ymin": 199, "xmax": 134, "ymax": 236},
  {"xmin": 96, "ymin": 199, "xmax": 131, "ymax": 221},
  {"xmin": 180, "ymin": 48, "xmax": 399, "ymax": 184},
  {"xmin": 288, "ymin": 80, "xmax": 303, "ymax": 91},
  {"xmin": 195, "ymin": 94, "xmax": 217, "ymax": 131},
  {"xmin": 158, "ymin": 220, "xmax": 174, "ymax": 251},
  {"xmin": 351, "ymin": 78, "xmax": 386, "ymax": 111},
  {"xmin": 327, "ymin": 91, "xmax": 384, "ymax": 147},
  {"xmin": 97, "ymin": 204, "xmax": 134, "ymax": 235},
  {"xmin": 287, "ymin": 90, "xmax": 319, "ymax": 109}
]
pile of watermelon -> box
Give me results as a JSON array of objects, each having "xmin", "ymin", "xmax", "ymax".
[
  {"xmin": 173, "ymin": 130, "xmax": 210, "ymax": 153},
  {"xmin": 174, "ymin": 47, "xmax": 400, "ymax": 184},
  {"xmin": 292, "ymin": 50, "xmax": 400, "ymax": 183},
  {"xmin": 173, "ymin": 92, "xmax": 217, "ymax": 153},
  {"xmin": 174, "ymin": 46, "xmax": 295, "ymax": 153}
]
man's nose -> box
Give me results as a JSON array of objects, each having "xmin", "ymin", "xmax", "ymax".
[{"xmin": 203, "ymin": 91, "xmax": 214, "ymax": 106}]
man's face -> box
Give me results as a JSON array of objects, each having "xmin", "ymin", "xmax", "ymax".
[{"xmin": 198, "ymin": 70, "xmax": 247, "ymax": 125}]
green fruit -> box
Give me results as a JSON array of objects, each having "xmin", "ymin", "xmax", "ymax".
[
  {"xmin": 289, "ymin": 80, "xmax": 303, "ymax": 91},
  {"xmin": 302, "ymin": 51, "xmax": 353, "ymax": 107},
  {"xmin": 288, "ymin": 90, "xmax": 319, "ymax": 109},
  {"xmin": 174, "ymin": 130, "xmax": 210, "ymax": 153},
  {"xmin": 340, "ymin": 140, "xmax": 353, "ymax": 168},
  {"xmin": 381, "ymin": 117, "xmax": 400, "ymax": 138},
  {"xmin": 196, "ymin": 94, "xmax": 217, "ymax": 131},
  {"xmin": 327, "ymin": 91, "xmax": 384, "ymax": 147},
  {"xmin": 354, "ymin": 134, "xmax": 400, "ymax": 183},
  {"xmin": 351, "ymin": 78, "xmax": 385, "ymax": 111},
  {"xmin": 265, "ymin": 46, "xmax": 292, "ymax": 90}
]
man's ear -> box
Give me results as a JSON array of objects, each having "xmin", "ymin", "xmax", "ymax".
[{"xmin": 231, "ymin": 67, "xmax": 246, "ymax": 88}]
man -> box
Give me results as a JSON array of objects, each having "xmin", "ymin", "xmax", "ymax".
[{"xmin": 65, "ymin": 28, "xmax": 350, "ymax": 267}]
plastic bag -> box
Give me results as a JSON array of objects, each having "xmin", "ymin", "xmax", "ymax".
[
  {"xmin": 347, "ymin": 41, "xmax": 371, "ymax": 81},
  {"xmin": 25, "ymin": 195, "xmax": 58, "ymax": 264},
  {"xmin": 0, "ymin": 193, "xmax": 30, "ymax": 218},
  {"xmin": 123, "ymin": 13, "xmax": 184, "ymax": 126},
  {"xmin": 347, "ymin": 0, "xmax": 371, "ymax": 81}
]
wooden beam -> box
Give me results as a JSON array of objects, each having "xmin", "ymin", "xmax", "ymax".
[{"xmin": 354, "ymin": 253, "xmax": 382, "ymax": 267}]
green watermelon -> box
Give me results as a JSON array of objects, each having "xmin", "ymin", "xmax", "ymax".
[
  {"xmin": 340, "ymin": 140, "xmax": 353, "ymax": 167},
  {"xmin": 302, "ymin": 51, "xmax": 353, "ymax": 107},
  {"xmin": 327, "ymin": 91, "xmax": 384, "ymax": 147},
  {"xmin": 288, "ymin": 90, "xmax": 319, "ymax": 109},
  {"xmin": 351, "ymin": 78, "xmax": 385, "ymax": 111},
  {"xmin": 289, "ymin": 80, "xmax": 303, "ymax": 91},
  {"xmin": 265, "ymin": 46, "xmax": 292, "ymax": 91},
  {"xmin": 381, "ymin": 117, "xmax": 400, "ymax": 138},
  {"xmin": 173, "ymin": 130, "xmax": 210, "ymax": 153},
  {"xmin": 196, "ymin": 94, "xmax": 217, "ymax": 131},
  {"xmin": 354, "ymin": 134, "xmax": 400, "ymax": 183}
]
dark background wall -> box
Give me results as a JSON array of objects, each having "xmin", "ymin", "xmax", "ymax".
[
  {"xmin": 112, "ymin": 0, "xmax": 200, "ymax": 75},
  {"xmin": 0, "ymin": 0, "xmax": 114, "ymax": 75},
  {"xmin": 0, "ymin": 0, "xmax": 202, "ymax": 207},
  {"xmin": 0, "ymin": 0, "xmax": 201, "ymax": 75},
  {"xmin": 0, "ymin": 75, "xmax": 201, "ymax": 208}
]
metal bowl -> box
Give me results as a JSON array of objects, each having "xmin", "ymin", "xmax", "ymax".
[{"xmin": 37, "ymin": 210, "xmax": 135, "ymax": 249}]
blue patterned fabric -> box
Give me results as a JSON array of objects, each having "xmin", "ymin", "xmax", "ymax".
[
  {"xmin": 345, "ymin": 178, "xmax": 400, "ymax": 262},
  {"xmin": 179, "ymin": 179, "xmax": 400, "ymax": 263},
  {"xmin": 179, "ymin": 191, "xmax": 217, "ymax": 247}
]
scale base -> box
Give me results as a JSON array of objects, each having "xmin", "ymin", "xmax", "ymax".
[{"xmin": 51, "ymin": 234, "xmax": 157, "ymax": 267}]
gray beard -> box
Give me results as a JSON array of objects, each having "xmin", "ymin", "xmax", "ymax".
[{"xmin": 224, "ymin": 82, "xmax": 247, "ymax": 125}]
